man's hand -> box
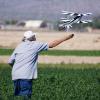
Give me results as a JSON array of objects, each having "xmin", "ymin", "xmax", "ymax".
[
  {"xmin": 65, "ymin": 34, "xmax": 74, "ymax": 40},
  {"xmin": 49, "ymin": 34, "xmax": 74, "ymax": 48}
]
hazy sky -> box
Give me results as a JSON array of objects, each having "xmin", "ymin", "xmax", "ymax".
[{"xmin": 0, "ymin": 0, "xmax": 100, "ymax": 20}]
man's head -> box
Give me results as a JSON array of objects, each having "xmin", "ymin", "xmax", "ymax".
[{"xmin": 23, "ymin": 31, "xmax": 36, "ymax": 41}]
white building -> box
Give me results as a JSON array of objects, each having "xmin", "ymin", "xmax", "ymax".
[{"xmin": 17, "ymin": 20, "xmax": 47, "ymax": 28}]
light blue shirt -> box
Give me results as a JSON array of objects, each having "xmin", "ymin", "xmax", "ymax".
[{"xmin": 8, "ymin": 41, "xmax": 49, "ymax": 80}]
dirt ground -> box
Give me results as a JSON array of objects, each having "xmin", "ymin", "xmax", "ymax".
[
  {"xmin": 0, "ymin": 30, "xmax": 100, "ymax": 50},
  {"xmin": 1, "ymin": 56, "xmax": 100, "ymax": 64}
]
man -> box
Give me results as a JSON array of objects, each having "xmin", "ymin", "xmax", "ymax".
[{"xmin": 8, "ymin": 31, "xmax": 74, "ymax": 99}]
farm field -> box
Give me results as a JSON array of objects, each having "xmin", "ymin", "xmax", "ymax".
[
  {"xmin": 0, "ymin": 30, "xmax": 100, "ymax": 99},
  {"xmin": 0, "ymin": 48, "xmax": 100, "ymax": 56},
  {"xmin": 0, "ymin": 30, "xmax": 100, "ymax": 50},
  {"xmin": 0, "ymin": 63, "xmax": 100, "ymax": 100},
  {"xmin": 0, "ymin": 30, "xmax": 100, "ymax": 64},
  {"xmin": 0, "ymin": 49, "xmax": 100, "ymax": 64}
]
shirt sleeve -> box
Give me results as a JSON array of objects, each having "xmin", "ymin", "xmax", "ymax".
[
  {"xmin": 8, "ymin": 50, "xmax": 16, "ymax": 66},
  {"xmin": 37, "ymin": 42, "xmax": 49, "ymax": 53}
]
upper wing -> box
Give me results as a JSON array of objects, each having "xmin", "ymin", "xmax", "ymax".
[{"xmin": 62, "ymin": 11, "xmax": 75, "ymax": 16}]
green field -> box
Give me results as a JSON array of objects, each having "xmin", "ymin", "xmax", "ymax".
[
  {"xmin": 0, "ymin": 63, "xmax": 100, "ymax": 100},
  {"xmin": 0, "ymin": 48, "xmax": 100, "ymax": 56}
]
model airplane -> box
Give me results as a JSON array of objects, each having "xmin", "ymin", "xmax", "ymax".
[{"xmin": 60, "ymin": 11, "xmax": 92, "ymax": 30}]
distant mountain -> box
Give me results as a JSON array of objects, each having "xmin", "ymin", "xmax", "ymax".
[{"xmin": 0, "ymin": 0, "xmax": 100, "ymax": 21}]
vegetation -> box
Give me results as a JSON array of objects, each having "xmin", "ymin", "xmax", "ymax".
[
  {"xmin": 40, "ymin": 50, "xmax": 100, "ymax": 56},
  {"xmin": 87, "ymin": 17, "xmax": 100, "ymax": 29},
  {"xmin": 5, "ymin": 20, "xmax": 18, "ymax": 25},
  {"xmin": 0, "ymin": 48, "xmax": 100, "ymax": 56},
  {"xmin": 0, "ymin": 63, "xmax": 100, "ymax": 100},
  {"xmin": 0, "ymin": 48, "xmax": 13, "ymax": 55}
]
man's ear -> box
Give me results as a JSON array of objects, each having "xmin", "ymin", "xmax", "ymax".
[{"xmin": 27, "ymin": 36, "xmax": 36, "ymax": 41}]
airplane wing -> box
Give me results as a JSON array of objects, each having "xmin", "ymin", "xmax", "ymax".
[
  {"xmin": 82, "ymin": 13, "xmax": 92, "ymax": 16},
  {"xmin": 76, "ymin": 20, "xmax": 92, "ymax": 24},
  {"xmin": 60, "ymin": 18, "xmax": 68, "ymax": 20},
  {"xmin": 62, "ymin": 11, "xmax": 75, "ymax": 16},
  {"xmin": 81, "ymin": 20, "xmax": 92, "ymax": 23},
  {"xmin": 60, "ymin": 19, "xmax": 70, "ymax": 22}
]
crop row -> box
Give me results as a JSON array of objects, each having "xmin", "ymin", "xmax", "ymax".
[
  {"xmin": 0, "ymin": 64, "xmax": 100, "ymax": 100},
  {"xmin": 0, "ymin": 48, "xmax": 100, "ymax": 56}
]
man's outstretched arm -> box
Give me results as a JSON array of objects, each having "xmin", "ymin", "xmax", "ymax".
[{"xmin": 48, "ymin": 34, "xmax": 74, "ymax": 48}]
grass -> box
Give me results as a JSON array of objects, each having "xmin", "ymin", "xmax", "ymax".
[
  {"xmin": 0, "ymin": 63, "xmax": 100, "ymax": 100},
  {"xmin": 0, "ymin": 48, "xmax": 14, "ymax": 56},
  {"xmin": 0, "ymin": 48, "xmax": 100, "ymax": 56}
]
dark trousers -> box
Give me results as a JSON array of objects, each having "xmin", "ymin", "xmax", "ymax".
[{"xmin": 13, "ymin": 79, "xmax": 32, "ymax": 99}]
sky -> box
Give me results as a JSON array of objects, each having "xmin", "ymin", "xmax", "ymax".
[{"xmin": 0, "ymin": 0, "xmax": 100, "ymax": 21}]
